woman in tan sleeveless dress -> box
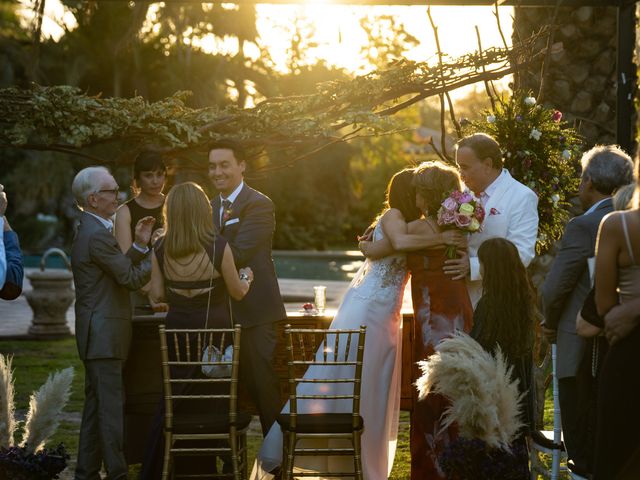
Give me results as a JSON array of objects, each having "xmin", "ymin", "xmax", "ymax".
[{"xmin": 593, "ymin": 171, "xmax": 640, "ymax": 479}]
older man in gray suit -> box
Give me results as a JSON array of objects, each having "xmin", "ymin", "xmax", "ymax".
[
  {"xmin": 71, "ymin": 166, "xmax": 154, "ymax": 480},
  {"xmin": 542, "ymin": 145, "xmax": 634, "ymax": 475}
]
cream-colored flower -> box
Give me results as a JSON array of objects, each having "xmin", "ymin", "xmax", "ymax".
[
  {"xmin": 469, "ymin": 218, "xmax": 481, "ymax": 231},
  {"xmin": 486, "ymin": 115, "xmax": 496, "ymax": 123},
  {"xmin": 524, "ymin": 96, "xmax": 537, "ymax": 106},
  {"xmin": 529, "ymin": 128, "xmax": 542, "ymax": 141},
  {"xmin": 562, "ymin": 149, "xmax": 571, "ymax": 160}
]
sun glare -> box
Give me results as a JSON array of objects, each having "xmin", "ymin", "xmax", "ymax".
[
  {"xmin": 34, "ymin": 0, "xmax": 512, "ymax": 100},
  {"xmin": 255, "ymin": 4, "xmax": 512, "ymax": 74}
]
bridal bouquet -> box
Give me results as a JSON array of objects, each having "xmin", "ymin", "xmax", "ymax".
[{"xmin": 437, "ymin": 191, "xmax": 485, "ymax": 258}]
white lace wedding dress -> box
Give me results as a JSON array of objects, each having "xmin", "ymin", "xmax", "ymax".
[{"xmin": 251, "ymin": 222, "xmax": 409, "ymax": 480}]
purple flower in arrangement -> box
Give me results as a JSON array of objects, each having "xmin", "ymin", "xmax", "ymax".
[
  {"xmin": 439, "ymin": 210, "xmax": 456, "ymax": 224},
  {"xmin": 552, "ymin": 110, "xmax": 563, "ymax": 122},
  {"xmin": 459, "ymin": 192, "xmax": 473, "ymax": 204},
  {"xmin": 442, "ymin": 197, "xmax": 458, "ymax": 211},
  {"xmin": 515, "ymin": 115, "xmax": 523, "ymax": 122},
  {"xmin": 450, "ymin": 190, "xmax": 464, "ymax": 201}
]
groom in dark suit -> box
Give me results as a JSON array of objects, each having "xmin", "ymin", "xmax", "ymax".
[
  {"xmin": 71, "ymin": 166, "xmax": 154, "ymax": 480},
  {"xmin": 209, "ymin": 142, "xmax": 286, "ymax": 436},
  {"xmin": 542, "ymin": 145, "xmax": 634, "ymax": 475}
]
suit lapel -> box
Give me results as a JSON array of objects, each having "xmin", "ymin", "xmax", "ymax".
[
  {"xmin": 214, "ymin": 183, "xmax": 252, "ymax": 234},
  {"xmin": 483, "ymin": 169, "xmax": 514, "ymax": 210},
  {"xmin": 222, "ymin": 184, "xmax": 251, "ymax": 233},
  {"xmin": 211, "ymin": 196, "xmax": 222, "ymax": 233}
]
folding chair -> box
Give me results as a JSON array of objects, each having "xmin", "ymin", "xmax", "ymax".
[
  {"xmin": 278, "ymin": 325, "xmax": 367, "ymax": 480},
  {"xmin": 158, "ymin": 325, "xmax": 251, "ymax": 479}
]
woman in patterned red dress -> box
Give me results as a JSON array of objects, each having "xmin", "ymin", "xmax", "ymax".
[{"xmin": 406, "ymin": 162, "xmax": 473, "ymax": 479}]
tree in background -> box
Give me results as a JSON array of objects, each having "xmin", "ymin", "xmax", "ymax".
[{"xmin": 0, "ymin": 2, "xmax": 511, "ymax": 252}]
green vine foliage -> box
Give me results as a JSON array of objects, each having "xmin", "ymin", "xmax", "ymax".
[
  {"xmin": 0, "ymin": 39, "xmax": 535, "ymax": 163},
  {"xmin": 465, "ymin": 93, "xmax": 583, "ymax": 254}
]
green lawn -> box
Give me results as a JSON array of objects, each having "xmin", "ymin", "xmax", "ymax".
[{"xmin": 0, "ymin": 338, "xmax": 561, "ymax": 479}]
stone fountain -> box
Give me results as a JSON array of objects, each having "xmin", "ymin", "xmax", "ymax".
[{"xmin": 25, "ymin": 248, "xmax": 74, "ymax": 338}]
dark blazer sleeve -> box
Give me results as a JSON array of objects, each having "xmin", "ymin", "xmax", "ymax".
[
  {"xmin": 89, "ymin": 229, "xmax": 150, "ymax": 291},
  {"xmin": 0, "ymin": 231, "xmax": 23, "ymax": 300},
  {"xmin": 542, "ymin": 217, "xmax": 591, "ymax": 330},
  {"xmin": 228, "ymin": 195, "xmax": 275, "ymax": 267}
]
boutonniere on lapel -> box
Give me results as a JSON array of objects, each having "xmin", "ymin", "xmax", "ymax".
[
  {"xmin": 489, "ymin": 208, "xmax": 501, "ymax": 216},
  {"xmin": 222, "ymin": 207, "xmax": 234, "ymax": 224}
]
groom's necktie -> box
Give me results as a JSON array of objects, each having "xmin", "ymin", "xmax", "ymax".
[{"xmin": 221, "ymin": 199, "xmax": 232, "ymax": 230}]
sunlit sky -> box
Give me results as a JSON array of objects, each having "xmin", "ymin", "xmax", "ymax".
[
  {"xmin": 253, "ymin": 4, "xmax": 512, "ymax": 73},
  {"xmin": 34, "ymin": 0, "xmax": 512, "ymax": 97}
]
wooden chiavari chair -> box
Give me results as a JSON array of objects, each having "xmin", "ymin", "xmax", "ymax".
[
  {"xmin": 278, "ymin": 325, "xmax": 366, "ymax": 480},
  {"xmin": 158, "ymin": 325, "xmax": 250, "ymax": 479}
]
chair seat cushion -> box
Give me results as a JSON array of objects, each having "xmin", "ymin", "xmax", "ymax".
[
  {"xmin": 171, "ymin": 411, "xmax": 252, "ymax": 434},
  {"xmin": 276, "ymin": 413, "xmax": 363, "ymax": 433}
]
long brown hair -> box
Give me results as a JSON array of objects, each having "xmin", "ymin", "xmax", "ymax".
[
  {"xmin": 163, "ymin": 182, "xmax": 214, "ymax": 259},
  {"xmin": 477, "ymin": 238, "xmax": 536, "ymax": 358},
  {"xmin": 385, "ymin": 168, "xmax": 421, "ymax": 222}
]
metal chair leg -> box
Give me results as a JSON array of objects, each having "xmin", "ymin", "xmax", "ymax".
[
  {"xmin": 353, "ymin": 431, "xmax": 364, "ymax": 480},
  {"xmin": 161, "ymin": 431, "xmax": 172, "ymax": 480},
  {"xmin": 283, "ymin": 431, "xmax": 297, "ymax": 480}
]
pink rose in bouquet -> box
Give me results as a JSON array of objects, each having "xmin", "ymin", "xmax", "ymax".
[
  {"xmin": 454, "ymin": 213, "xmax": 472, "ymax": 228},
  {"xmin": 437, "ymin": 190, "xmax": 485, "ymax": 258}
]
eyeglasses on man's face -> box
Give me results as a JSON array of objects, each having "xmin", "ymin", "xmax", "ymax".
[{"xmin": 95, "ymin": 188, "xmax": 119, "ymax": 196}]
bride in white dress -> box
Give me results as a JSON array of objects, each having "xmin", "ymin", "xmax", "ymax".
[{"xmin": 252, "ymin": 168, "xmax": 425, "ymax": 480}]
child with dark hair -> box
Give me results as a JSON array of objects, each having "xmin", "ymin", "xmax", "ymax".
[{"xmin": 471, "ymin": 237, "xmax": 537, "ymax": 474}]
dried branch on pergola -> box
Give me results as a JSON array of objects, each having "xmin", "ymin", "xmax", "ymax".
[{"xmin": 0, "ymin": 31, "xmax": 545, "ymax": 165}]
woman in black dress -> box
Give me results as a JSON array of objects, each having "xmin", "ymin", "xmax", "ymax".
[
  {"xmin": 470, "ymin": 237, "xmax": 536, "ymax": 476},
  {"xmin": 115, "ymin": 151, "xmax": 167, "ymax": 311},
  {"xmin": 141, "ymin": 181, "xmax": 253, "ymax": 479}
]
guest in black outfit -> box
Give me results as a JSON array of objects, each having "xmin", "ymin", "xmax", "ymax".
[
  {"xmin": 470, "ymin": 237, "xmax": 537, "ymax": 474},
  {"xmin": 140, "ymin": 181, "xmax": 253, "ymax": 479},
  {"xmin": 593, "ymin": 155, "xmax": 640, "ymax": 479},
  {"xmin": 115, "ymin": 151, "xmax": 167, "ymax": 312},
  {"xmin": 541, "ymin": 145, "xmax": 634, "ymax": 476}
]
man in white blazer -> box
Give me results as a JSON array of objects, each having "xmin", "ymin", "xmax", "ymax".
[{"xmin": 444, "ymin": 133, "xmax": 539, "ymax": 306}]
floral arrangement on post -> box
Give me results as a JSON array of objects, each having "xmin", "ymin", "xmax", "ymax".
[
  {"xmin": 437, "ymin": 190, "xmax": 485, "ymax": 258},
  {"xmin": 463, "ymin": 92, "xmax": 583, "ymax": 254},
  {"xmin": 416, "ymin": 332, "xmax": 527, "ymax": 480},
  {"xmin": 0, "ymin": 355, "xmax": 73, "ymax": 480}
]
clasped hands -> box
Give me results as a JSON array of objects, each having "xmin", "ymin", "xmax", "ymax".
[{"xmin": 603, "ymin": 303, "xmax": 639, "ymax": 346}]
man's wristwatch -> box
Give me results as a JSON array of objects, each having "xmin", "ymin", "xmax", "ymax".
[{"xmin": 239, "ymin": 272, "xmax": 252, "ymax": 284}]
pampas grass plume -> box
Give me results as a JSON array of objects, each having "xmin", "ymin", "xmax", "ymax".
[
  {"xmin": 0, "ymin": 354, "xmax": 16, "ymax": 447},
  {"xmin": 415, "ymin": 332, "xmax": 523, "ymax": 450},
  {"xmin": 20, "ymin": 367, "xmax": 74, "ymax": 452}
]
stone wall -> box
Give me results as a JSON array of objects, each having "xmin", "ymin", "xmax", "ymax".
[{"xmin": 513, "ymin": 6, "xmax": 637, "ymax": 149}]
